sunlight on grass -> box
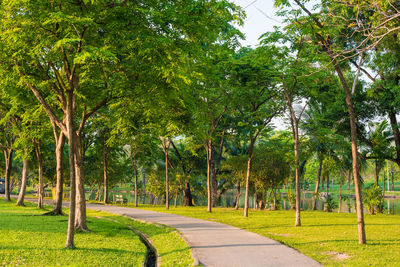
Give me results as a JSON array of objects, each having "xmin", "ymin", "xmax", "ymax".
[{"xmin": 134, "ymin": 204, "xmax": 400, "ymax": 266}]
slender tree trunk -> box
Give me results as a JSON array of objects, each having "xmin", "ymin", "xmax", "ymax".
[
  {"xmin": 326, "ymin": 171, "xmax": 330, "ymax": 191},
  {"xmin": 331, "ymin": 55, "xmax": 366, "ymax": 244},
  {"xmin": 3, "ymin": 149, "xmax": 13, "ymax": 201},
  {"xmin": 162, "ymin": 139, "xmax": 171, "ymax": 210},
  {"xmin": 211, "ymin": 149, "xmax": 218, "ymax": 207},
  {"xmin": 375, "ymin": 161, "xmax": 379, "ymax": 186},
  {"xmin": 65, "ymin": 90, "xmax": 77, "ymax": 249},
  {"xmin": 338, "ymin": 183, "xmax": 342, "ymax": 213},
  {"xmin": 294, "ymin": 132, "xmax": 301, "ymax": 226},
  {"xmin": 34, "ymin": 140, "xmax": 44, "ymax": 209},
  {"xmin": 272, "ymin": 188, "xmax": 277, "ymax": 210},
  {"xmin": 253, "ymin": 186, "xmax": 258, "ymax": 210},
  {"xmin": 244, "ymin": 139, "xmax": 255, "ymax": 217},
  {"xmin": 206, "ymin": 139, "xmax": 213, "ymax": 212},
  {"xmin": 130, "ymin": 147, "xmax": 138, "ymax": 207},
  {"xmin": 74, "ymin": 134, "xmax": 88, "ymax": 232},
  {"xmin": 174, "ymin": 193, "xmax": 177, "ymax": 208},
  {"xmin": 312, "ymin": 157, "xmax": 323, "ymax": 210},
  {"xmin": 348, "ymin": 171, "xmax": 351, "ymax": 190},
  {"xmin": 142, "ymin": 170, "xmax": 146, "ymax": 204},
  {"xmin": 234, "ymin": 182, "xmax": 240, "ymax": 210},
  {"xmin": 17, "ymin": 158, "xmax": 29, "ymax": 206},
  {"xmin": 103, "ymin": 135, "xmax": 109, "ymax": 204},
  {"xmin": 52, "ymin": 133, "xmax": 65, "ymax": 214},
  {"xmin": 392, "ymin": 172, "xmax": 395, "ymax": 191}
]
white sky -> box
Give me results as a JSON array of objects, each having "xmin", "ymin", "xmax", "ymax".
[{"xmin": 232, "ymin": 0, "xmax": 283, "ymax": 47}]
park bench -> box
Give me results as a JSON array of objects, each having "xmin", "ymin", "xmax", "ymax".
[{"xmin": 114, "ymin": 194, "xmax": 128, "ymax": 204}]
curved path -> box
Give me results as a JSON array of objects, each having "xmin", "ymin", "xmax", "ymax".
[{"xmin": 86, "ymin": 203, "xmax": 321, "ymax": 267}]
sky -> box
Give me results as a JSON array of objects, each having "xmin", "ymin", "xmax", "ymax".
[{"xmin": 232, "ymin": 0, "xmax": 283, "ymax": 47}]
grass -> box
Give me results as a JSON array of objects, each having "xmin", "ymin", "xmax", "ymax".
[
  {"xmin": 89, "ymin": 211, "xmax": 194, "ymax": 266},
  {"xmin": 131, "ymin": 204, "xmax": 400, "ymax": 267},
  {"xmin": 0, "ymin": 198, "xmax": 146, "ymax": 266},
  {"xmin": 0, "ymin": 198, "xmax": 194, "ymax": 267}
]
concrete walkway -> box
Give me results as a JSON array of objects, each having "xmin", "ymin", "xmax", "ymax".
[{"xmin": 86, "ymin": 203, "xmax": 321, "ymax": 267}]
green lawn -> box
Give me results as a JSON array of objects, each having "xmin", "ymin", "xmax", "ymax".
[
  {"xmin": 0, "ymin": 199, "xmax": 194, "ymax": 267},
  {"xmin": 132, "ymin": 204, "xmax": 400, "ymax": 267}
]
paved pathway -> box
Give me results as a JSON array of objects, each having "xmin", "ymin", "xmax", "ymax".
[{"xmin": 86, "ymin": 203, "xmax": 321, "ymax": 267}]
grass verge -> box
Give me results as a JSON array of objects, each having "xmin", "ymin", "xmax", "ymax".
[{"xmin": 0, "ymin": 198, "xmax": 194, "ymax": 266}]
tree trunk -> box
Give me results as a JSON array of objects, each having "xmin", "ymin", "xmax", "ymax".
[
  {"xmin": 162, "ymin": 138, "xmax": 171, "ymax": 210},
  {"xmin": 331, "ymin": 55, "xmax": 366, "ymax": 244},
  {"xmin": 253, "ymin": 187, "xmax": 258, "ymax": 210},
  {"xmin": 312, "ymin": 157, "xmax": 323, "ymax": 210},
  {"xmin": 392, "ymin": 171, "xmax": 395, "ymax": 191},
  {"xmin": 326, "ymin": 171, "xmax": 330, "ymax": 192},
  {"xmin": 348, "ymin": 171, "xmax": 351, "ymax": 190},
  {"xmin": 174, "ymin": 193, "xmax": 177, "ymax": 208},
  {"xmin": 234, "ymin": 182, "xmax": 240, "ymax": 210},
  {"xmin": 3, "ymin": 149, "xmax": 13, "ymax": 201},
  {"xmin": 338, "ymin": 183, "xmax": 342, "ymax": 213},
  {"xmin": 130, "ymin": 147, "xmax": 138, "ymax": 207},
  {"xmin": 272, "ymin": 189, "xmax": 277, "ymax": 210},
  {"xmin": 65, "ymin": 90, "xmax": 77, "ymax": 249},
  {"xmin": 103, "ymin": 135, "xmax": 109, "ymax": 204},
  {"xmin": 244, "ymin": 139, "xmax": 255, "ymax": 217},
  {"xmin": 206, "ymin": 139, "xmax": 213, "ymax": 212},
  {"xmin": 52, "ymin": 133, "xmax": 65, "ymax": 214},
  {"xmin": 375, "ymin": 161, "xmax": 379, "ymax": 186},
  {"xmin": 294, "ymin": 132, "xmax": 301, "ymax": 226},
  {"xmin": 183, "ymin": 181, "xmax": 193, "ymax": 206},
  {"xmin": 74, "ymin": 134, "xmax": 88, "ymax": 232},
  {"xmin": 17, "ymin": 158, "xmax": 29, "ymax": 206},
  {"xmin": 34, "ymin": 140, "xmax": 44, "ymax": 209},
  {"xmin": 142, "ymin": 169, "xmax": 146, "ymax": 204}
]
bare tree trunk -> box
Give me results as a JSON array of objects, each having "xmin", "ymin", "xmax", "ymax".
[
  {"xmin": 103, "ymin": 135, "xmax": 109, "ymax": 204},
  {"xmin": 65, "ymin": 91, "xmax": 77, "ymax": 249},
  {"xmin": 375, "ymin": 161, "xmax": 379, "ymax": 186},
  {"xmin": 142, "ymin": 170, "xmax": 146, "ymax": 204},
  {"xmin": 35, "ymin": 140, "xmax": 44, "ymax": 209},
  {"xmin": 348, "ymin": 171, "xmax": 351, "ymax": 190},
  {"xmin": 129, "ymin": 147, "xmax": 138, "ymax": 207},
  {"xmin": 294, "ymin": 133, "xmax": 301, "ymax": 226},
  {"xmin": 206, "ymin": 139, "xmax": 213, "ymax": 212},
  {"xmin": 338, "ymin": 183, "xmax": 342, "ymax": 213},
  {"xmin": 74, "ymin": 134, "xmax": 88, "ymax": 232},
  {"xmin": 392, "ymin": 171, "xmax": 395, "ymax": 191},
  {"xmin": 3, "ymin": 149, "xmax": 13, "ymax": 201},
  {"xmin": 244, "ymin": 139, "xmax": 255, "ymax": 217},
  {"xmin": 312, "ymin": 157, "xmax": 323, "ymax": 210},
  {"xmin": 234, "ymin": 182, "xmax": 240, "ymax": 210},
  {"xmin": 17, "ymin": 158, "xmax": 29, "ymax": 206},
  {"xmin": 272, "ymin": 188, "xmax": 277, "ymax": 210},
  {"xmin": 331, "ymin": 55, "xmax": 366, "ymax": 244},
  {"xmin": 174, "ymin": 193, "xmax": 177, "ymax": 208},
  {"xmin": 161, "ymin": 138, "xmax": 171, "ymax": 210},
  {"xmin": 52, "ymin": 133, "xmax": 65, "ymax": 214}
]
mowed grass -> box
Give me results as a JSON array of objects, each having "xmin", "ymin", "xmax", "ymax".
[
  {"xmin": 0, "ymin": 198, "xmax": 147, "ymax": 267},
  {"xmin": 133, "ymin": 205, "xmax": 400, "ymax": 266},
  {"xmin": 89, "ymin": 211, "xmax": 194, "ymax": 266}
]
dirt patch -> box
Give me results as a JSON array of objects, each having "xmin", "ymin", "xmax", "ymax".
[{"xmin": 323, "ymin": 251, "xmax": 351, "ymax": 260}]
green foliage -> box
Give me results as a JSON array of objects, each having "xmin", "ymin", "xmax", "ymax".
[
  {"xmin": 363, "ymin": 184, "xmax": 385, "ymax": 215},
  {"xmin": 324, "ymin": 195, "xmax": 338, "ymax": 212}
]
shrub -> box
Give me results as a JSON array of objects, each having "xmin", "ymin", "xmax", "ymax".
[{"xmin": 363, "ymin": 184, "xmax": 384, "ymax": 215}]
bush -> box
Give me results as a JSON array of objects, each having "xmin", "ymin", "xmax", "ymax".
[
  {"xmin": 324, "ymin": 195, "xmax": 338, "ymax": 212},
  {"xmin": 363, "ymin": 184, "xmax": 384, "ymax": 215}
]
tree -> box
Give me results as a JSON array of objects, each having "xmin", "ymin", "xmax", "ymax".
[{"xmin": 228, "ymin": 47, "xmax": 281, "ymax": 217}]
